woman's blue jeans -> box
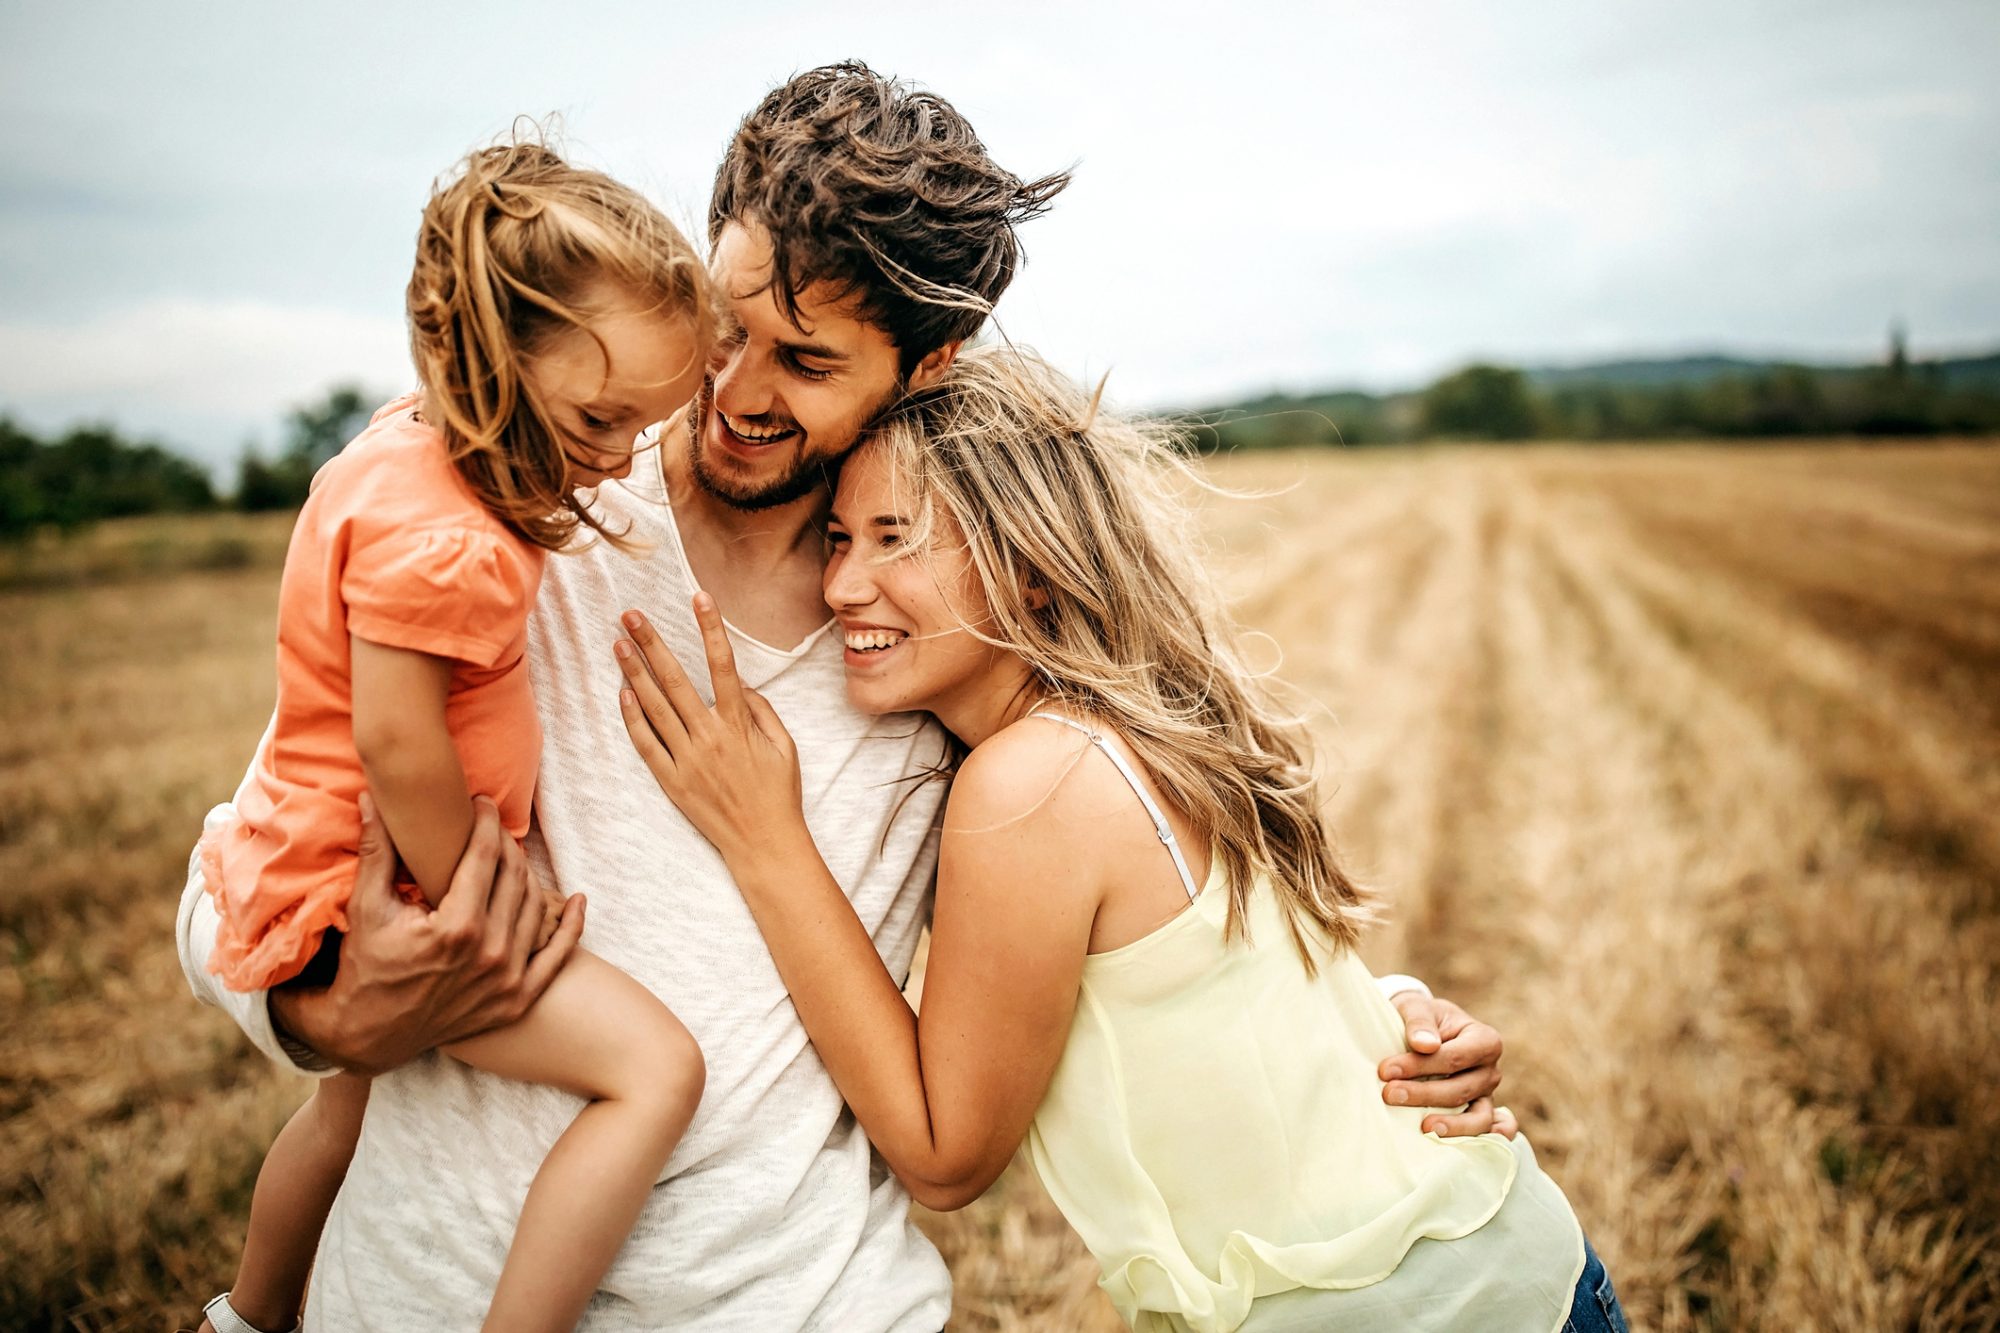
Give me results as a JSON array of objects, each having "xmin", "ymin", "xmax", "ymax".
[{"xmin": 1563, "ymin": 1236, "xmax": 1629, "ymax": 1333}]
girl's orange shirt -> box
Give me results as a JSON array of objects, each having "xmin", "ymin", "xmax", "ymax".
[{"xmin": 203, "ymin": 395, "xmax": 545, "ymax": 991}]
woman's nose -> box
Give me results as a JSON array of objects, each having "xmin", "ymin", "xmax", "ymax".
[{"xmin": 823, "ymin": 552, "xmax": 876, "ymax": 611}]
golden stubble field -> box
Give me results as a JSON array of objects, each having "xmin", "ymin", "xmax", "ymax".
[{"xmin": 3, "ymin": 443, "xmax": 1997, "ymax": 1331}]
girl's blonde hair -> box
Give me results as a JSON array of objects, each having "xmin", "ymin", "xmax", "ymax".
[
  {"xmin": 408, "ymin": 134, "xmax": 717, "ymax": 551},
  {"xmin": 872, "ymin": 345, "xmax": 1371, "ymax": 968}
]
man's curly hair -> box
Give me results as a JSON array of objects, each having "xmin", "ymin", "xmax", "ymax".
[{"xmin": 709, "ymin": 61, "xmax": 1071, "ymax": 373}]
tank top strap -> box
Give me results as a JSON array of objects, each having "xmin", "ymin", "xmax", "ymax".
[{"xmin": 1027, "ymin": 712, "xmax": 1202, "ymax": 903}]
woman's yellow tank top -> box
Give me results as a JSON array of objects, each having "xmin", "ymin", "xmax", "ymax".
[{"xmin": 1020, "ymin": 720, "xmax": 1583, "ymax": 1332}]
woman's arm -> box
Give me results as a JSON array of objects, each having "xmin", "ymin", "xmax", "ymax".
[
  {"xmin": 349, "ymin": 634, "xmax": 475, "ymax": 906},
  {"xmin": 614, "ymin": 601, "xmax": 1097, "ymax": 1209}
]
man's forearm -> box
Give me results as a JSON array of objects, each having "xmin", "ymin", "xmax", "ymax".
[{"xmin": 266, "ymin": 983, "xmax": 343, "ymax": 1072}]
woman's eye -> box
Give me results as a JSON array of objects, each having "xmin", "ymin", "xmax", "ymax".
[
  {"xmin": 877, "ymin": 532, "xmax": 901, "ymax": 549},
  {"xmin": 826, "ymin": 530, "xmax": 850, "ymax": 548},
  {"xmin": 581, "ymin": 413, "xmax": 612, "ymax": 432}
]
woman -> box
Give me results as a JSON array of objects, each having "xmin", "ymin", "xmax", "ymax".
[{"xmin": 610, "ymin": 347, "xmax": 1627, "ymax": 1332}]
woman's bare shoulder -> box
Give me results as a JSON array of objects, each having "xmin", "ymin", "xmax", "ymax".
[{"xmin": 944, "ymin": 713, "xmax": 1140, "ymax": 843}]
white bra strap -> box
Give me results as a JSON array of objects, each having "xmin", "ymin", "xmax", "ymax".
[{"xmin": 1029, "ymin": 712, "xmax": 1201, "ymax": 902}]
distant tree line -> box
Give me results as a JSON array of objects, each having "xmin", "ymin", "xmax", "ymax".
[
  {"xmin": 1189, "ymin": 344, "xmax": 2000, "ymax": 451},
  {"xmin": 1, "ymin": 417, "xmax": 217, "ymax": 541},
  {"xmin": 235, "ymin": 385, "xmax": 377, "ymax": 511},
  {"xmin": 2, "ymin": 384, "xmax": 383, "ymax": 542},
  {"xmin": 9, "ymin": 346, "xmax": 1999, "ymax": 542}
]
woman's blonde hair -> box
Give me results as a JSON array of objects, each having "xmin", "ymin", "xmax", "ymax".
[
  {"xmin": 872, "ymin": 345, "xmax": 1371, "ymax": 967},
  {"xmin": 407, "ymin": 133, "xmax": 717, "ymax": 551}
]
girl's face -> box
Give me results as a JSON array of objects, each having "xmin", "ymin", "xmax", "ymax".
[
  {"xmin": 526, "ymin": 289, "xmax": 709, "ymax": 488},
  {"xmin": 824, "ymin": 440, "xmax": 1018, "ymax": 724}
]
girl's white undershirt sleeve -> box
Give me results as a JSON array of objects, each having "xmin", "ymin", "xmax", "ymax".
[{"xmin": 175, "ymin": 760, "xmax": 338, "ymax": 1077}]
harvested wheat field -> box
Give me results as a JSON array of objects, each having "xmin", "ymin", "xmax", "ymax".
[{"xmin": 3, "ymin": 443, "xmax": 1997, "ymax": 1331}]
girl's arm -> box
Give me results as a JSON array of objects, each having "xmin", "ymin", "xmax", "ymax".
[
  {"xmin": 614, "ymin": 602, "xmax": 1099, "ymax": 1209},
  {"xmin": 349, "ymin": 634, "xmax": 474, "ymax": 907}
]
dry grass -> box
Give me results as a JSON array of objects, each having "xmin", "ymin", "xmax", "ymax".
[{"xmin": 4, "ymin": 445, "xmax": 1997, "ymax": 1330}]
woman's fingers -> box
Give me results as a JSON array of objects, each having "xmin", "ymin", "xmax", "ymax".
[
  {"xmin": 620, "ymin": 685, "xmax": 680, "ymax": 787},
  {"xmin": 620, "ymin": 609, "xmax": 709, "ymax": 736},
  {"xmin": 615, "ymin": 630, "xmax": 691, "ymax": 756},
  {"xmin": 691, "ymin": 592, "xmax": 749, "ymax": 728},
  {"xmin": 743, "ymin": 686, "xmax": 796, "ymax": 756}
]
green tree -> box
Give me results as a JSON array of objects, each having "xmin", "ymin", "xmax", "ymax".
[
  {"xmin": 0, "ymin": 416, "xmax": 216, "ymax": 540},
  {"xmin": 234, "ymin": 383, "xmax": 381, "ymax": 510},
  {"xmin": 1421, "ymin": 364, "xmax": 1538, "ymax": 440},
  {"xmin": 283, "ymin": 384, "xmax": 375, "ymax": 471}
]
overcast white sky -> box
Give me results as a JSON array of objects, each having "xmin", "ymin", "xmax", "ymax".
[{"xmin": 2, "ymin": 0, "xmax": 1996, "ymax": 472}]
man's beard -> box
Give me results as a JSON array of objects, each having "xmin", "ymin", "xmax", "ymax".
[{"xmin": 685, "ymin": 379, "xmax": 902, "ymax": 513}]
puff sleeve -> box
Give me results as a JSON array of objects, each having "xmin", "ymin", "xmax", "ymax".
[{"xmin": 340, "ymin": 525, "xmax": 542, "ymax": 668}]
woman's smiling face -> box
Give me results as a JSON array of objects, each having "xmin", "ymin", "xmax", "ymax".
[{"xmin": 823, "ymin": 439, "xmax": 1015, "ymax": 721}]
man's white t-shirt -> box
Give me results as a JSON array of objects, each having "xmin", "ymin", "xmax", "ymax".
[{"xmin": 177, "ymin": 456, "xmax": 955, "ymax": 1331}]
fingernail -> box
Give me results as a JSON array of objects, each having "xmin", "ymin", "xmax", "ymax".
[
  {"xmin": 621, "ymin": 688, "xmax": 636, "ymax": 706},
  {"xmin": 1415, "ymin": 1030, "xmax": 1439, "ymax": 1046},
  {"xmin": 623, "ymin": 611, "xmax": 642, "ymax": 628},
  {"xmin": 614, "ymin": 640, "xmax": 632, "ymax": 659},
  {"xmin": 1389, "ymin": 1087, "xmax": 1409, "ymax": 1105}
]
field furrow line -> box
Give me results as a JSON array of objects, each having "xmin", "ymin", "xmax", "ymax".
[
  {"xmin": 1534, "ymin": 485, "xmax": 2000, "ymax": 906},
  {"xmin": 1275, "ymin": 464, "xmax": 1501, "ymax": 972},
  {"xmin": 1521, "ymin": 492, "xmax": 1998, "ymax": 1326}
]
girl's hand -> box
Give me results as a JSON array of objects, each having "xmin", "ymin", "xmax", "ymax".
[{"xmin": 614, "ymin": 594, "xmax": 805, "ymax": 863}]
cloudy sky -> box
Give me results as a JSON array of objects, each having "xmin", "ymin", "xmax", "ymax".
[{"xmin": 2, "ymin": 0, "xmax": 1996, "ymax": 472}]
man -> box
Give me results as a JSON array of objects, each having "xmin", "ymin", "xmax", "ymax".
[{"xmin": 180, "ymin": 63, "xmax": 1510, "ymax": 1329}]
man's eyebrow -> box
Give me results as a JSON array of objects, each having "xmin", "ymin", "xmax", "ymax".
[{"xmin": 782, "ymin": 339, "xmax": 849, "ymax": 362}]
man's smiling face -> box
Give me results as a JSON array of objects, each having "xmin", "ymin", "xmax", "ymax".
[{"xmin": 687, "ymin": 221, "xmax": 910, "ymax": 511}]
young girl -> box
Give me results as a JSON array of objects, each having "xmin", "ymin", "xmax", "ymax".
[
  {"xmin": 612, "ymin": 346, "xmax": 1630, "ymax": 1332},
  {"xmin": 196, "ymin": 140, "xmax": 716, "ymax": 1333}
]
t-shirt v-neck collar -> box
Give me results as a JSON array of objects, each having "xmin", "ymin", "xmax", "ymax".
[{"xmin": 632, "ymin": 442, "xmax": 839, "ymax": 665}]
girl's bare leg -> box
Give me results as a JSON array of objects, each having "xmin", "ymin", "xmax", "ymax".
[
  {"xmin": 220, "ymin": 1071, "xmax": 372, "ymax": 1331},
  {"xmin": 444, "ymin": 948, "xmax": 703, "ymax": 1333}
]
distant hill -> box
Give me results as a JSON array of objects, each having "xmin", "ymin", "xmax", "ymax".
[
  {"xmin": 1929, "ymin": 352, "xmax": 2000, "ymax": 392},
  {"xmin": 1185, "ymin": 347, "xmax": 2000, "ymax": 449},
  {"xmin": 1524, "ymin": 355, "xmax": 1808, "ymax": 389},
  {"xmin": 1521, "ymin": 351, "xmax": 2000, "ymax": 392}
]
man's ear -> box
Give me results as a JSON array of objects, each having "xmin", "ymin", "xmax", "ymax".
[{"xmin": 904, "ymin": 339, "xmax": 963, "ymax": 394}]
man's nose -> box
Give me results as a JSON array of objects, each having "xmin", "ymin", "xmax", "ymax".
[{"xmin": 710, "ymin": 341, "xmax": 774, "ymax": 419}]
